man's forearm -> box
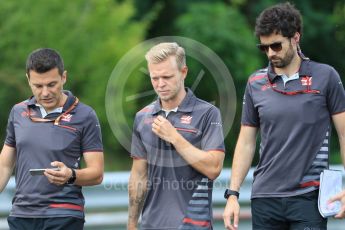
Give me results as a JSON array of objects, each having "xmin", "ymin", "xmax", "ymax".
[
  {"xmin": 0, "ymin": 145, "xmax": 16, "ymax": 192},
  {"xmin": 128, "ymin": 176, "xmax": 147, "ymax": 229},
  {"xmin": 339, "ymin": 135, "xmax": 345, "ymax": 167},
  {"xmin": 229, "ymin": 126, "xmax": 257, "ymax": 191},
  {"xmin": 230, "ymin": 146, "xmax": 255, "ymax": 191},
  {"xmin": 73, "ymin": 167, "xmax": 103, "ymax": 186},
  {"xmin": 151, "ymin": 115, "xmax": 224, "ymax": 180},
  {"xmin": 0, "ymin": 168, "xmax": 12, "ymax": 192},
  {"xmin": 172, "ymin": 134, "xmax": 224, "ymax": 180},
  {"xmin": 72, "ymin": 152, "xmax": 104, "ymax": 186},
  {"xmin": 332, "ymin": 113, "xmax": 345, "ymax": 166}
]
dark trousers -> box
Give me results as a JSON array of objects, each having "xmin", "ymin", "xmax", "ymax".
[
  {"xmin": 7, "ymin": 216, "xmax": 84, "ymax": 230},
  {"xmin": 251, "ymin": 190, "xmax": 327, "ymax": 230}
]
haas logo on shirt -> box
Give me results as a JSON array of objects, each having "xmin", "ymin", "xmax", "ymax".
[
  {"xmin": 61, "ymin": 114, "xmax": 73, "ymax": 122},
  {"xmin": 301, "ymin": 76, "xmax": 312, "ymax": 86},
  {"xmin": 181, "ymin": 115, "xmax": 192, "ymax": 124}
]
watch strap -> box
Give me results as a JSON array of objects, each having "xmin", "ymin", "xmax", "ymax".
[
  {"xmin": 66, "ymin": 168, "xmax": 76, "ymax": 184},
  {"xmin": 224, "ymin": 189, "xmax": 240, "ymax": 199}
]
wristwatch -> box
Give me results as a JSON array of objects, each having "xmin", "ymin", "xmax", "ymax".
[
  {"xmin": 224, "ymin": 189, "xmax": 240, "ymax": 199},
  {"xmin": 66, "ymin": 168, "xmax": 76, "ymax": 184}
]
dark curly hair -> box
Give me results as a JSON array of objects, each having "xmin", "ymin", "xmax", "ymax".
[{"xmin": 255, "ymin": 2, "xmax": 302, "ymax": 38}]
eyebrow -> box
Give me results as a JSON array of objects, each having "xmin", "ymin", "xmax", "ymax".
[
  {"xmin": 259, "ymin": 41, "xmax": 283, "ymax": 45},
  {"xmin": 32, "ymin": 81, "xmax": 58, "ymax": 86},
  {"xmin": 151, "ymin": 75, "xmax": 174, "ymax": 78}
]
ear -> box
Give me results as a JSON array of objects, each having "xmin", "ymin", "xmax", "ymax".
[
  {"xmin": 293, "ymin": 32, "xmax": 301, "ymax": 44},
  {"xmin": 181, "ymin": 65, "xmax": 188, "ymax": 80},
  {"xmin": 26, "ymin": 73, "xmax": 30, "ymax": 84},
  {"xmin": 62, "ymin": 70, "xmax": 67, "ymax": 84}
]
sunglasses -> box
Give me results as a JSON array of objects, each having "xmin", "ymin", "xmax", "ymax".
[{"xmin": 257, "ymin": 42, "xmax": 283, "ymax": 53}]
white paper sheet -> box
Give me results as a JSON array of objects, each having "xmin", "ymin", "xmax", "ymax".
[{"xmin": 318, "ymin": 169, "xmax": 342, "ymax": 218}]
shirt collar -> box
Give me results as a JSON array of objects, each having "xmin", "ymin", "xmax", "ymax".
[
  {"xmin": 151, "ymin": 88, "xmax": 196, "ymax": 115},
  {"xmin": 162, "ymin": 107, "xmax": 178, "ymax": 117},
  {"xmin": 27, "ymin": 90, "xmax": 77, "ymax": 113},
  {"xmin": 35, "ymin": 105, "xmax": 63, "ymax": 118},
  {"xmin": 267, "ymin": 59, "xmax": 312, "ymax": 82},
  {"xmin": 279, "ymin": 72, "xmax": 299, "ymax": 87}
]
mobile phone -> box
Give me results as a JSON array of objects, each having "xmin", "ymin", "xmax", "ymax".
[{"xmin": 29, "ymin": 168, "xmax": 60, "ymax": 176}]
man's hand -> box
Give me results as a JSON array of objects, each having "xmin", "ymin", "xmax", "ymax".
[
  {"xmin": 44, "ymin": 161, "xmax": 73, "ymax": 186},
  {"xmin": 223, "ymin": 196, "xmax": 240, "ymax": 230},
  {"xmin": 152, "ymin": 115, "xmax": 180, "ymax": 143},
  {"xmin": 328, "ymin": 190, "xmax": 345, "ymax": 218}
]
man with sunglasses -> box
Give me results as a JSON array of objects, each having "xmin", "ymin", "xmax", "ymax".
[
  {"xmin": 0, "ymin": 48, "xmax": 104, "ymax": 230},
  {"xmin": 223, "ymin": 2, "xmax": 345, "ymax": 230}
]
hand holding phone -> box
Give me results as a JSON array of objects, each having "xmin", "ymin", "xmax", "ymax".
[{"xmin": 29, "ymin": 168, "xmax": 60, "ymax": 176}]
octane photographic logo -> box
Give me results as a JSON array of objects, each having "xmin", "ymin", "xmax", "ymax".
[{"xmin": 105, "ymin": 36, "xmax": 236, "ymax": 167}]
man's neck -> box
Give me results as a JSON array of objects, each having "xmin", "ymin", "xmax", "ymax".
[
  {"xmin": 59, "ymin": 93, "xmax": 68, "ymax": 107},
  {"xmin": 274, "ymin": 55, "xmax": 302, "ymax": 77}
]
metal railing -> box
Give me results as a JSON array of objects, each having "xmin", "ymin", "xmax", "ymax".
[{"xmin": 1, "ymin": 165, "xmax": 344, "ymax": 229}]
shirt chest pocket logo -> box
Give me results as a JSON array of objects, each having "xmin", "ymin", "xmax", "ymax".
[{"xmin": 180, "ymin": 115, "xmax": 192, "ymax": 124}]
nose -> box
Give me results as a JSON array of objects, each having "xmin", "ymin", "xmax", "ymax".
[
  {"xmin": 267, "ymin": 47, "xmax": 277, "ymax": 57},
  {"xmin": 41, "ymin": 86, "xmax": 50, "ymax": 97},
  {"xmin": 157, "ymin": 78, "xmax": 166, "ymax": 88}
]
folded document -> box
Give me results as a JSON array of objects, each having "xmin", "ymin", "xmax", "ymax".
[{"xmin": 318, "ymin": 169, "xmax": 342, "ymax": 218}]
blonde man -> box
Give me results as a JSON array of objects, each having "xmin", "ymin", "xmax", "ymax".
[{"xmin": 128, "ymin": 42, "xmax": 225, "ymax": 230}]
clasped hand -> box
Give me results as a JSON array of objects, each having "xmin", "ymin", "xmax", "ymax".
[{"xmin": 152, "ymin": 115, "xmax": 179, "ymax": 144}]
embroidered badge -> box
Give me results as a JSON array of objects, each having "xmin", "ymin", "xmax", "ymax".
[
  {"xmin": 61, "ymin": 114, "xmax": 73, "ymax": 122},
  {"xmin": 301, "ymin": 76, "xmax": 312, "ymax": 86},
  {"xmin": 180, "ymin": 115, "xmax": 192, "ymax": 124}
]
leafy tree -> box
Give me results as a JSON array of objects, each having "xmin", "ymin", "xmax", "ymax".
[
  {"xmin": 0, "ymin": 0, "xmax": 148, "ymax": 170},
  {"xmin": 175, "ymin": 2, "xmax": 262, "ymax": 161}
]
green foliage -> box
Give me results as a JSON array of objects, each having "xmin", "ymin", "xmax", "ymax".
[
  {"xmin": 1, "ymin": 0, "xmax": 344, "ymax": 171},
  {"xmin": 175, "ymin": 2, "xmax": 263, "ymax": 162},
  {"xmin": 177, "ymin": 3, "xmax": 262, "ymax": 81},
  {"xmin": 334, "ymin": 2, "xmax": 345, "ymax": 44},
  {"xmin": 0, "ymin": 0, "xmax": 148, "ymax": 171}
]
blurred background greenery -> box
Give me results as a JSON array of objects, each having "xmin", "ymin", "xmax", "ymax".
[{"xmin": 0, "ymin": 0, "xmax": 344, "ymax": 171}]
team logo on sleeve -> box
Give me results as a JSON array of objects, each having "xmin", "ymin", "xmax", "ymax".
[
  {"xmin": 261, "ymin": 83, "xmax": 276, "ymax": 91},
  {"xmin": 301, "ymin": 76, "xmax": 312, "ymax": 86},
  {"xmin": 180, "ymin": 115, "xmax": 192, "ymax": 124},
  {"xmin": 144, "ymin": 117, "xmax": 154, "ymax": 124},
  {"xmin": 22, "ymin": 110, "xmax": 33, "ymax": 117}
]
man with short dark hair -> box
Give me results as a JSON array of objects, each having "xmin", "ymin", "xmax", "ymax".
[
  {"xmin": 128, "ymin": 42, "xmax": 225, "ymax": 230},
  {"xmin": 223, "ymin": 2, "xmax": 345, "ymax": 230},
  {"xmin": 0, "ymin": 48, "xmax": 104, "ymax": 230}
]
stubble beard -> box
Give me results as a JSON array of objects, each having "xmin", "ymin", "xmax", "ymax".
[
  {"xmin": 158, "ymin": 82, "xmax": 182, "ymax": 103},
  {"xmin": 270, "ymin": 42, "xmax": 295, "ymax": 68}
]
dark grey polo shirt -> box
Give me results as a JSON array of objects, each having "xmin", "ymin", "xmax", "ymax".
[
  {"xmin": 131, "ymin": 88, "xmax": 225, "ymax": 230},
  {"xmin": 242, "ymin": 60, "xmax": 345, "ymax": 198},
  {"xmin": 5, "ymin": 91, "xmax": 103, "ymax": 218}
]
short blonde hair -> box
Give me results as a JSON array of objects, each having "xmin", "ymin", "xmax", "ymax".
[{"xmin": 145, "ymin": 42, "xmax": 186, "ymax": 70}]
